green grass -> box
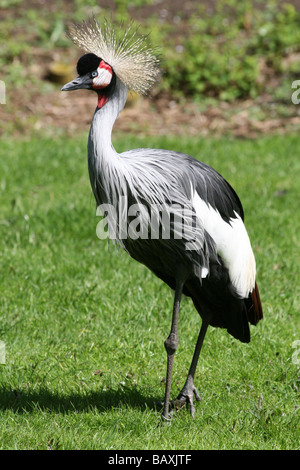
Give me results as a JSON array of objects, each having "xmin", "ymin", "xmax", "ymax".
[{"xmin": 0, "ymin": 133, "xmax": 299, "ymax": 450}]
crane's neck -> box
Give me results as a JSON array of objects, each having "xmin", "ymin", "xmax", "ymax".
[
  {"xmin": 89, "ymin": 78, "xmax": 128, "ymax": 159},
  {"xmin": 88, "ymin": 78, "xmax": 129, "ymax": 207}
]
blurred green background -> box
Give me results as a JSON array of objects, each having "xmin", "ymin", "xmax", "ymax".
[{"xmin": 1, "ymin": 0, "xmax": 300, "ymax": 137}]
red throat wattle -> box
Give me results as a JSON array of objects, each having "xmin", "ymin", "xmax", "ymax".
[{"xmin": 97, "ymin": 94, "xmax": 109, "ymax": 109}]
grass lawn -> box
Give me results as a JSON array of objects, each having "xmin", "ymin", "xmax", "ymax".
[{"xmin": 0, "ymin": 132, "xmax": 299, "ymax": 450}]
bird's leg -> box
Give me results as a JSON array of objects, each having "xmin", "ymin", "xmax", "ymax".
[
  {"xmin": 173, "ymin": 319, "xmax": 209, "ymax": 417},
  {"xmin": 161, "ymin": 277, "xmax": 185, "ymax": 423}
]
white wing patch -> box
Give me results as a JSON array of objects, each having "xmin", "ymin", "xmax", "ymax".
[{"xmin": 192, "ymin": 191, "xmax": 256, "ymax": 298}]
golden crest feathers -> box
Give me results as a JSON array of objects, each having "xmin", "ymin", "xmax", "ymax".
[{"xmin": 67, "ymin": 17, "xmax": 160, "ymax": 95}]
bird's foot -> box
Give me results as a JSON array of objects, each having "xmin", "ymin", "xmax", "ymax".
[
  {"xmin": 172, "ymin": 379, "xmax": 201, "ymax": 418},
  {"xmin": 160, "ymin": 410, "xmax": 173, "ymax": 426}
]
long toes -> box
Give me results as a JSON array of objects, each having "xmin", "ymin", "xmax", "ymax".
[
  {"xmin": 183, "ymin": 394, "xmax": 196, "ymax": 417},
  {"xmin": 172, "ymin": 386, "xmax": 201, "ymax": 416},
  {"xmin": 180, "ymin": 395, "xmax": 195, "ymax": 417},
  {"xmin": 190, "ymin": 402, "xmax": 196, "ymax": 418},
  {"xmin": 172, "ymin": 396, "xmax": 188, "ymax": 410},
  {"xmin": 172, "ymin": 394, "xmax": 192, "ymax": 410},
  {"xmin": 194, "ymin": 387, "xmax": 201, "ymax": 402}
]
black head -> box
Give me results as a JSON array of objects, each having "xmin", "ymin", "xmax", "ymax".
[
  {"xmin": 76, "ymin": 53, "xmax": 102, "ymax": 76},
  {"xmin": 61, "ymin": 53, "xmax": 116, "ymax": 108}
]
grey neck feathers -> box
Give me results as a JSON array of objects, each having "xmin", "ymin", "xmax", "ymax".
[
  {"xmin": 89, "ymin": 78, "xmax": 128, "ymax": 159},
  {"xmin": 87, "ymin": 78, "xmax": 129, "ymax": 208}
]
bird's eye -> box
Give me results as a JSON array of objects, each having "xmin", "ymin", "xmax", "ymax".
[{"xmin": 91, "ymin": 70, "xmax": 98, "ymax": 78}]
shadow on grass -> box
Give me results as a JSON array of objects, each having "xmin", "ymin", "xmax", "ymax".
[{"xmin": 0, "ymin": 385, "xmax": 163, "ymax": 414}]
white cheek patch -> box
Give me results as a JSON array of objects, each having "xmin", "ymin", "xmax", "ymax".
[{"xmin": 93, "ymin": 61, "xmax": 113, "ymax": 90}]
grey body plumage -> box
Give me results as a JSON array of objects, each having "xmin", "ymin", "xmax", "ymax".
[{"xmin": 62, "ymin": 18, "xmax": 263, "ymax": 422}]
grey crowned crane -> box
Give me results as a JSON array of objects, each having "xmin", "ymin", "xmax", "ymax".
[{"xmin": 62, "ymin": 18, "xmax": 263, "ymax": 422}]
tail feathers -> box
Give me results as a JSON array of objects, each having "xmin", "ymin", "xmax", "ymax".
[
  {"xmin": 226, "ymin": 299, "xmax": 250, "ymax": 343},
  {"xmin": 227, "ymin": 282, "xmax": 263, "ymax": 342},
  {"xmin": 246, "ymin": 281, "xmax": 263, "ymax": 326},
  {"xmin": 186, "ymin": 277, "xmax": 252, "ymax": 343}
]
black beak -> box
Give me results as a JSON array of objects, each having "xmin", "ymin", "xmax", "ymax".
[{"xmin": 61, "ymin": 73, "xmax": 92, "ymax": 91}]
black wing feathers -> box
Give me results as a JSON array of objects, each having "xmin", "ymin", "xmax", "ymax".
[{"xmin": 190, "ymin": 160, "xmax": 244, "ymax": 222}]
